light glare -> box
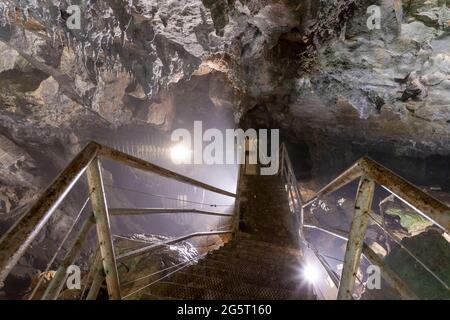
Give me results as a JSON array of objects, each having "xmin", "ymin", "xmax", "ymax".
[
  {"xmin": 303, "ymin": 264, "xmax": 320, "ymax": 284},
  {"xmin": 170, "ymin": 144, "xmax": 191, "ymax": 164}
]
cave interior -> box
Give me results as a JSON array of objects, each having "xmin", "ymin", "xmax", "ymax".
[{"xmin": 0, "ymin": 0, "xmax": 449, "ymax": 300}]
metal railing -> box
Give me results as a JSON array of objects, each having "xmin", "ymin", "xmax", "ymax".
[
  {"xmin": 279, "ymin": 143, "xmax": 305, "ymax": 237},
  {"xmin": 279, "ymin": 143, "xmax": 450, "ymax": 300},
  {"xmin": 0, "ymin": 141, "xmax": 237, "ymax": 300},
  {"xmin": 1, "ymin": 140, "xmax": 448, "ymax": 300}
]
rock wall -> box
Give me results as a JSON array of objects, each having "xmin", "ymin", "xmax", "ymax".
[{"xmin": 0, "ymin": 0, "xmax": 449, "ymax": 298}]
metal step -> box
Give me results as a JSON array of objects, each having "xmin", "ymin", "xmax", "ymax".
[
  {"xmin": 137, "ymin": 168, "xmax": 313, "ymax": 301},
  {"xmin": 168, "ymin": 272, "xmax": 308, "ymax": 300},
  {"xmin": 140, "ymin": 293, "xmax": 177, "ymax": 300},
  {"xmin": 235, "ymin": 234, "xmax": 301, "ymax": 251},
  {"xmin": 186, "ymin": 264, "xmax": 305, "ymax": 290},
  {"xmin": 139, "ymin": 240, "xmax": 313, "ymax": 300},
  {"xmin": 214, "ymin": 243, "xmax": 301, "ymax": 261},
  {"xmin": 198, "ymin": 257, "xmax": 300, "ymax": 278},
  {"xmin": 148, "ymin": 281, "xmax": 247, "ymax": 300},
  {"xmin": 208, "ymin": 250, "xmax": 300, "ymax": 267}
]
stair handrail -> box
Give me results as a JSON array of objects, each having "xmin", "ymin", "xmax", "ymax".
[
  {"xmin": 0, "ymin": 141, "xmax": 237, "ymax": 299},
  {"xmin": 279, "ymin": 143, "xmax": 305, "ymax": 235},
  {"xmin": 280, "ymin": 144, "xmax": 450, "ymax": 300},
  {"xmin": 116, "ymin": 230, "xmax": 233, "ymax": 261},
  {"xmin": 301, "ymin": 156, "xmax": 450, "ymax": 232}
]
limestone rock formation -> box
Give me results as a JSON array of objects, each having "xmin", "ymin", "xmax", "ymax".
[{"xmin": 0, "ymin": 0, "xmax": 449, "ymax": 300}]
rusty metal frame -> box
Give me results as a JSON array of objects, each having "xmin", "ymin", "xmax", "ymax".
[
  {"xmin": 86, "ymin": 158, "xmax": 122, "ymax": 300},
  {"xmin": 303, "ymin": 156, "xmax": 450, "ymax": 231},
  {"xmin": 86, "ymin": 256, "xmax": 104, "ymax": 300},
  {"xmin": 304, "ymin": 223, "xmax": 418, "ymax": 299},
  {"xmin": 80, "ymin": 246, "xmax": 101, "ymax": 299},
  {"xmin": 99, "ymin": 145, "xmax": 236, "ymax": 198},
  {"xmin": 358, "ymin": 157, "xmax": 450, "ymax": 231},
  {"xmin": 42, "ymin": 214, "xmax": 95, "ymax": 300},
  {"xmin": 298, "ymin": 154, "xmax": 450, "ymax": 299},
  {"xmin": 117, "ymin": 230, "xmax": 233, "ymax": 262},
  {"xmin": 0, "ymin": 142, "xmax": 100, "ymax": 288},
  {"xmin": 0, "ymin": 141, "xmax": 238, "ymax": 295},
  {"xmin": 279, "ymin": 144, "xmax": 305, "ymax": 236},
  {"xmin": 361, "ymin": 243, "xmax": 418, "ymax": 300},
  {"xmin": 337, "ymin": 176, "xmax": 375, "ymax": 300},
  {"xmin": 233, "ymin": 162, "xmax": 245, "ymax": 234},
  {"xmin": 2, "ymin": 139, "xmax": 447, "ymax": 300},
  {"xmin": 302, "ymin": 162, "xmax": 363, "ymax": 208},
  {"xmin": 109, "ymin": 208, "xmax": 233, "ymax": 217}
]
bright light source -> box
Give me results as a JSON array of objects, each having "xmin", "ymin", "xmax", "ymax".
[
  {"xmin": 303, "ymin": 264, "xmax": 320, "ymax": 284},
  {"xmin": 170, "ymin": 144, "xmax": 191, "ymax": 164}
]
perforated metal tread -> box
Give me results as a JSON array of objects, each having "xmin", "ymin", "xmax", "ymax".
[
  {"xmin": 140, "ymin": 173, "xmax": 314, "ymax": 300},
  {"xmin": 143, "ymin": 235, "xmax": 314, "ymax": 300}
]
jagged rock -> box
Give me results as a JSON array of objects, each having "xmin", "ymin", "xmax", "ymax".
[
  {"xmin": 0, "ymin": 0, "xmax": 449, "ymax": 300},
  {"xmin": 3, "ymin": 263, "xmax": 37, "ymax": 298},
  {"xmin": 346, "ymin": 0, "xmax": 403, "ymax": 42},
  {"xmin": 146, "ymin": 89, "xmax": 175, "ymax": 129},
  {"xmin": 385, "ymin": 229, "xmax": 450, "ymax": 299},
  {"xmin": 115, "ymin": 234, "xmax": 199, "ymax": 299},
  {"xmin": 402, "ymin": 20, "xmax": 443, "ymax": 43},
  {"xmin": 127, "ymin": 83, "xmax": 147, "ymax": 100},
  {"xmin": 414, "ymin": 6, "xmax": 450, "ymax": 29},
  {"xmin": 400, "ymin": 71, "xmax": 428, "ymax": 101},
  {"xmin": 91, "ymin": 68, "xmax": 133, "ymax": 123},
  {"xmin": 404, "ymin": 1, "xmax": 449, "ymax": 15},
  {"xmin": 0, "ymin": 41, "xmax": 32, "ymax": 73}
]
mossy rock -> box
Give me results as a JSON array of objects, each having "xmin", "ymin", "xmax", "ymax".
[
  {"xmin": 385, "ymin": 230, "xmax": 450, "ymax": 299},
  {"xmin": 385, "ymin": 208, "xmax": 433, "ymax": 234}
]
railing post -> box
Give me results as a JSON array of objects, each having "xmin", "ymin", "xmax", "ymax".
[
  {"xmin": 86, "ymin": 158, "xmax": 121, "ymax": 300},
  {"xmin": 305, "ymin": 223, "xmax": 418, "ymax": 299},
  {"xmin": 0, "ymin": 142, "xmax": 99, "ymax": 288},
  {"xmin": 86, "ymin": 256, "xmax": 104, "ymax": 300},
  {"xmin": 338, "ymin": 176, "xmax": 375, "ymax": 300},
  {"xmin": 41, "ymin": 214, "xmax": 95, "ymax": 300},
  {"xmin": 362, "ymin": 244, "xmax": 418, "ymax": 300},
  {"xmin": 80, "ymin": 247, "xmax": 101, "ymax": 299},
  {"xmin": 281, "ymin": 145, "xmax": 304, "ymax": 238},
  {"xmin": 233, "ymin": 163, "xmax": 245, "ymax": 234},
  {"xmin": 279, "ymin": 144, "xmax": 285, "ymax": 176}
]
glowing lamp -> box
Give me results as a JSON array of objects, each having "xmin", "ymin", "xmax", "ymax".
[
  {"xmin": 303, "ymin": 264, "xmax": 320, "ymax": 284},
  {"xmin": 170, "ymin": 144, "xmax": 191, "ymax": 164}
]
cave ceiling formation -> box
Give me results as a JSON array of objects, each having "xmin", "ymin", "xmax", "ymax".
[
  {"xmin": 0, "ymin": 0, "xmax": 448, "ymax": 301},
  {"xmin": 0, "ymin": 0, "xmax": 449, "ymax": 211}
]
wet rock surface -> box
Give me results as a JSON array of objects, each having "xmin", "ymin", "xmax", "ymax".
[
  {"xmin": 0, "ymin": 1, "xmax": 447, "ymax": 212},
  {"xmin": 0, "ymin": 0, "xmax": 449, "ymax": 299},
  {"xmin": 385, "ymin": 229, "xmax": 450, "ymax": 299}
]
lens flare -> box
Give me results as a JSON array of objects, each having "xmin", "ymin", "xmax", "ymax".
[
  {"xmin": 170, "ymin": 144, "xmax": 191, "ymax": 164},
  {"xmin": 303, "ymin": 264, "xmax": 320, "ymax": 284}
]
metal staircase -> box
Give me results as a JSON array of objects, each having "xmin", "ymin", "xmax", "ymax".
[
  {"xmin": 135, "ymin": 170, "xmax": 313, "ymax": 300},
  {"xmin": 140, "ymin": 232, "xmax": 313, "ymax": 300},
  {"xmin": 0, "ymin": 140, "xmax": 448, "ymax": 300}
]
